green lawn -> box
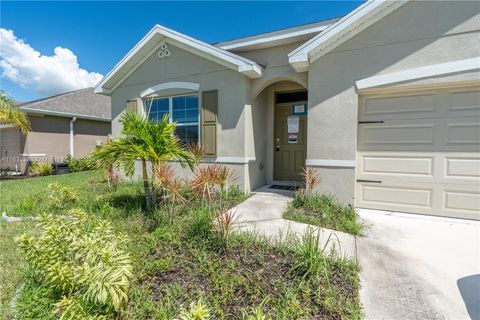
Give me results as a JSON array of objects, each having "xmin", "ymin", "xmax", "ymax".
[{"xmin": 0, "ymin": 171, "xmax": 362, "ymax": 319}]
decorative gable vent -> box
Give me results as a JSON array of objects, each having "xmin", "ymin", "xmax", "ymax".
[{"xmin": 158, "ymin": 42, "xmax": 171, "ymax": 59}]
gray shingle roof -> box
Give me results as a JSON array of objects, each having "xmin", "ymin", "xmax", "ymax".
[{"xmin": 18, "ymin": 88, "xmax": 111, "ymax": 120}]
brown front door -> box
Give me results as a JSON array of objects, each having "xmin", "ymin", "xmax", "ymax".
[{"xmin": 274, "ymin": 102, "xmax": 307, "ymax": 181}]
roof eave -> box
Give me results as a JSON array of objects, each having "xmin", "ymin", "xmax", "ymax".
[
  {"xmin": 95, "ymin": 24, "xmax": 263, "ymax": 95},
  {"xmin": 288, "ymin": 53, "xmax": 309, "ymax": 72},
  {"xmin": 288, "ymin": 0, "xmax": 410, "ymax": 72},
  {"xmin": 19, "ymin": 107, "xmax": 111, "ymax": 122}
]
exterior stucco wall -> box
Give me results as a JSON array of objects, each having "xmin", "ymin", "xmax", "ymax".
[
  {"xmin": 239, "ymin": 41, "xmax": 308, "ymax": 97},
  {"xmin": 307, "ymin": 1, "xmax": 480, "ymax": 205},
  {"xmin": 111, "ymin": 43, "xmax": 253, "ymax": 190},
  {"xmin": 73, "ymin": 119, "xmax": 111, "ymax": 157},
  {"xmin": 111, "ymin": 44, "xmax": 248, "ymax": 160},
  {"xmin": 0, "ymin": 127, "xmax": 21, "ymax": 170},
  {"xmin": 0, "ymin": 115, "xmax": 110, "ymax": 172},
  {"xmin": 23, "ymin": 115, "xmax": 70, "ymax": 159}
]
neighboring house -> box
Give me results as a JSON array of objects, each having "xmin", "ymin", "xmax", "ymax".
[
  {"xmin": 95, "ymin": 0, "xmax": 480, "ymax": 220},
  {"xmin": 0, "ymin": 88, "xmax": 111, "ymax": 172}
]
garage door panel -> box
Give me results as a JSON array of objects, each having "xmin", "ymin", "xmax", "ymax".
[
  {"xmin": 446, "ymin": 157, "xmax": 480, "ymax": 178},
  {"xmin": 363, "ymin": 93, "xmax": 435, "ymax": 116},
  {"xmin": 446, "ymin": 122, "xmax": 480, "ymax": 146},
  {"xmin": 361, "ymin": 155, "xmax": 433, "ymax": 176},
  {"xmin": 358, "ymin": 182, "xmax": 433, "ymax": 208},
  {"xmin": 443, "ymin": 189, "xmax": 480, "ymax": 213},
  {"xmin": 357, "ymin": 86, "xmax": 480, "ymax": 220},
  {"xmin": 359, "ymin": 122, "xmax": 435, "ymax": 146},
  {"xmin": 449, "ymin": 89, "xmax": 480, "ymax": 113}
]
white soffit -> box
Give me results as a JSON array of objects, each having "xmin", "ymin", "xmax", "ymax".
[
  {"xmin": 215, "ymin": 18, "xmax": 340, "ymax": 52},
  {"xmin": 95, "ymin": 25, "xmax": 263, "ymax": 95},
  {"xmin": 288, "ymin": 0, "xmax": 410, "ymax": 72},
  {"xmin": 355, "ymin": 58, "xmax": 480, "ymax": 91}
]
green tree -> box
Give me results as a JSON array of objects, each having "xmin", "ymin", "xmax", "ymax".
[
  {"xmin": 92, "ymin": 111, "xmax": 194, "ymax": 210},
  {"xmin": 0, "ymin": 91, "xmax": 31, "ymax": 134}
]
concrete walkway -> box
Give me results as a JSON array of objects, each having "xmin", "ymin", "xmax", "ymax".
[
  {"xmin": 357, "ymin": 209, "xmax": 480, "ymax": 320},
  {"xmin": 232, "ymin": 187, "xmax": 480, "ymax": 319},
  {"xmin": 232, "ymin": 186, "xmax": 356, "ymax": 259}
]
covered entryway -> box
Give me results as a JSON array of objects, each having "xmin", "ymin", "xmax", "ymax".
[
  {"xmin": 274, "ymin": 91, "xmax": 307, "ymax": 181},
  {"xmin": 356, "ymin": 85, "xmax": 480, "ymax": 220}
]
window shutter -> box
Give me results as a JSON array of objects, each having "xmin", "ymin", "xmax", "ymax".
[
  {"xmin": 201, "ymin": 90, "xmax": 218, "ymax": 156},
  {"xmin": 127, "ymin": 100, "xmax": 138, "ymax": 113}
]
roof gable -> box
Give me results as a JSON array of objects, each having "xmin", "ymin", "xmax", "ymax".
[
  {"xmin": 288, "ymin": 0, "xmax": 410, "ymax": 72},
  {"xmin": 95, "ymin": 25, "xmax": 263, "ymax": 95}
]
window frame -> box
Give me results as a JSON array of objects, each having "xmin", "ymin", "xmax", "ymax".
[{"xmin": 144, "ymin": 93, "xmax": 200, "ymax": 143}]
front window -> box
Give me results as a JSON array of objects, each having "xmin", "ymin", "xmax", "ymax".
[{"xmin": 145, "ymin": 94, "xmax": 199, "ymax": 143}]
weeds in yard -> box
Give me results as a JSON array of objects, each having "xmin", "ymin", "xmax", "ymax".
[
  {"xmin": 176, "ymin": 299, "xmax": 211, "ymax": 320},
  {"xmin": 2, "ymin": 170, "xmax": 361, "ymax": 320},
  {"xmin": 47, "ymin": 183, "xmax": 78, "ymax": 210},
  {"xmin": 285, "ymin": 191, "xmax": 364, "ymax": 235}
]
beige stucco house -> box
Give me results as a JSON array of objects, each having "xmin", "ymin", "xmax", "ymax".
[
  {"xmin": 96, "ymin": 0, "xmax": 480, "ymax": 220},
  {"xmin": 0, "ymin": 88, "xmax": 111, "ymax": 172}
]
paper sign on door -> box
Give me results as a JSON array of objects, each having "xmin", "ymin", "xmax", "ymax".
[{"xmin": 287, "ymin": 116, "xmax": 299, "ymax": 144}]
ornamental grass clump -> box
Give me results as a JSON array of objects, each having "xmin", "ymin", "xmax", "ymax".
[{"xmin": 16, "ymin": 209, "xmax": 133, "ymax": 318}]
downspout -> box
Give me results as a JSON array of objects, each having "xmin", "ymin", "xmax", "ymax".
[{"xmin": 70, "ymin": 117, "xmax": 76, "ymax": 157}]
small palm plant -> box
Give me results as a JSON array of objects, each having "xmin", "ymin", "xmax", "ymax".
[
  {"xmin": 0, "ymin": 91, "xmax": 31, "ymax": 134},
  {"xmin": 91, "ymin": 111, "xmax": 194, "ymax": 210}
]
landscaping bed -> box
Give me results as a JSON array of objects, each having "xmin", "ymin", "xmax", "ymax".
[
  {"xmin": 284, "ymin": 192, "xmax": 365, "ymax": 236},
  {"xmin": 1, "ymin": 171, "xmax": 362, "ymax": 319}
]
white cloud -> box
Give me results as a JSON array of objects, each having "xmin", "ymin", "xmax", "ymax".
[{"xmin": 0, "ymin": 28, "xmax": 103, "ymax": 96}]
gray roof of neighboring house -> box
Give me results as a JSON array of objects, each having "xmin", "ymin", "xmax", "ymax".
[{"xmin": 17, "ymin": 88, "xmax": 111, "ymax": 121}]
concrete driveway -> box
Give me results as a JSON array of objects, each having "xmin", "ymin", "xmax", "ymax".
[{"xmin": 357, "ymin": 209, "xmax": 480, "ymax": 320}]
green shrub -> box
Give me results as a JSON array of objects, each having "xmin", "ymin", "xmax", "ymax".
[
  {"xmin": 28, "ymin": 161, "xmax": 41, "ymax": 176},
  {"xmin": 65, "ymin": 154, "xmax": 95, "ymax": 172},
  {"xmin": 47, "ymin": 183, "xmax": 78, "ymax": 210},
  {"xmin": 39, "ymin": 163, "xmax": 53, "ymax": 176},
  {"xmin": 16, "ymin": 209, "xmax": 133, "ymax": 318}
]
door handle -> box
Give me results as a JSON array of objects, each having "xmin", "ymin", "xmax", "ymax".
[
  {"xmin": 356, "ymin": 179, "xmax": 382, "ymax": 183},
  {"xmin": 276, "ymin": 145, "xmax": 280, "ymax": 151}
]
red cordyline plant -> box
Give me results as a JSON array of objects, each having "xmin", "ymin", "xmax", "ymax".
[
  {"xmin": 212, "ymin": 208, "xmax": 238, "ymax": 249},
  {"xmin": 191, "ymin": 164, "xmax": 237, "ymax": 211},
  {"xmin": 152, "ymin": 163, "xmax": 185, "ymax": 222},
  {"xmin": 300, "ymin": 167, "xmax": 320, "ymax": 195},
  {"xmin": 191, "ymin": 164, "xmax": 217, "ymax": 205},
  {"xmin": 187, "ymin": 142, "xmax": 207, "ymax": 166}
]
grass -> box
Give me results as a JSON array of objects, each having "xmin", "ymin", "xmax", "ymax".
[
  {"xmin": 284, "ymin": 192, "xmax": 365, "ymax": 236},
  {"xmin": 0, "ymin": 171, "xmax": 362, "ymax": 319}
]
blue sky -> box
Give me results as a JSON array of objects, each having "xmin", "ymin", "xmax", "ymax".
[{"xmin": 0, "ymin": 1, "xmax": 363, "ymax": 102}]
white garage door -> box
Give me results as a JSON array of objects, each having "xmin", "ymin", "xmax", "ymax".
[{"xmin": 356, "ymin": 86, "xmax": 480, "ymax": 220}]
